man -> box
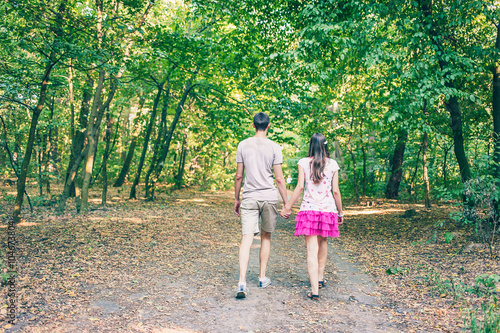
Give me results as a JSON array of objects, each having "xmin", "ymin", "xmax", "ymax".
[{"xmin": 234, "ymin": 112, "xmax": 288, "ymax": 299}]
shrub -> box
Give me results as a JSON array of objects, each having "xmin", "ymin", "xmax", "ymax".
[{"xmin": 457, "ymin": 177, "xmax": 500, "ymax": 258}]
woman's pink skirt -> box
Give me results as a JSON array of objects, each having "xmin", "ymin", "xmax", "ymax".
[{"xmin": 294, "ymin": 210, "xmax": 339, "ymax": 238}]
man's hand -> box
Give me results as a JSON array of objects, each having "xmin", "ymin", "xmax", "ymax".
[
  {"xmin": 280, "ymin": 205, "xmax": 291, "ymax": 219},
  {"xmin": 234, "ymin": 200, "xmax": 241, "ymax": 217}
]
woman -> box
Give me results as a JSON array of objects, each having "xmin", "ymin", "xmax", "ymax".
[{"xmin": 280, "ymin": 133, "xmax": 344, "ymax": 300}]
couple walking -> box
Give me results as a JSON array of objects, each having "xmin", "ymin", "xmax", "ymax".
[{"xmin": 234, "ymin": 112, "xmax": 344, "ymax": 301}]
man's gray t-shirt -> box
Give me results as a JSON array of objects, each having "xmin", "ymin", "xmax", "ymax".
[{"xmin": 236, "ymin": 137, "xmax": 283, "ymax": 202}]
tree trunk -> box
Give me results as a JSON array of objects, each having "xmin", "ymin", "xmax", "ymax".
[
  {"xmin": 113, "ymin": 107, "xmax": 145, "ymax": 187},
  {"xmin": 115, "ymin": 137, "xmax": 138, "ymax": 187},
  {"xmin": 43, "ymin": 95, "xmax": 56, "ymax": 194},
  {"xmin": 51, "ymin": 123, "xmax": 59, "ymax": 178},
  {"xmin": 358, "ymin": 118, "xmax": 367, "ymax": 199},
  {"xmin": 120, "ymin": 106, "xmax": 131, "ymax": 161},
  {"xmin": 345, "ymin": 109, "xmax": 359, "ymax": 201},
  {"xmin": 409, "ymin": 145, "xmax": 422, "ymax": 200},
  {"xmin": 114, "ymin": 97, "xmax": 145, "ymax": 187},
  {"xmin": 92, "ymin": 107, "xmax": 122, "ymax": 185},
  {"xmin": 81, "ymin": 73, "xmax": 117, "ymax": 211},
  {"xmin": 385, "ymin": 130, "xmax": 408, "ymax": 199},
  {"xmin": 442, "ymin": 144, "xmax": 452, "ymax": 188},
  {"xmin": 422, "ymin": 132, "xmax": 431, "ymax": 208},
  {"xmin": 36, "ymin": 131, "xmax": 43, "ymax": 196},
  {"xmin": 48, "ymin": 94, "xmax": 58, "ymax": 180},
  {"xmin": 493, "ymin": 24, "xmax": 500, "ymax": 181},
  {"xmin": 63, "ymin": 75, "xmax": 93, "ymax": 201},
  {"xmin": 130, "ymin": 81, "xmax": 165, "ymax": 199},
  {"xmin": 101, "ymin": 108, "xmax": 112, "ymax": 206},
  {"xmin": 13, "ymin": 56, "xmax": 56, "ymax": 223},
  {"xmin": 361, "ymin": 145, "xmax": 367, "ymax": 199},
  {"xmin": 79, "ymin": 0, "xmax": 106, "ymax": 211},
  {"xmin": 445, "ymin": 95, "xmax": 472, "ymax": 183},
  {"xmin": 40, "ymin": 132, "xmax": 51, "ymax": 195},
  {"xmin": 80, "ymin": 69, "xmax": 106, "ymax": 211},
  {"xmin": 58, "ymin": 145, "xmax": 89, "ymax": 212},
  {"xmin": 347, "ymin": 144, "xmax": 358, "ymax": 201},
  {"xmin": 145, "ymin": 80, "xmax": 171, "ymax": 198},
  {"xmin": 176, "ymin": 130, "xmax": 188, "ymax": 190},
  {"xmin": 147, "ymin": 71, "xmax": 198, "ymax": 200},
  {"xmin": 68, "ymin": 63, "xmax": 75, "ymax": 167}
]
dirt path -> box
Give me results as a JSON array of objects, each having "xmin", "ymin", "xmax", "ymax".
[
  {"xmin": 2, "ymin": 191, "xmax": 398, "ymax": 332},
  {"xmin": 209, "ymin": 217, "xmax": 398, "ymax": 333}
]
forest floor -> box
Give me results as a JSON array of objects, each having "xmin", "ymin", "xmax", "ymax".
[{"xmin": 0, "ymin": 184, "xmax": 499, "ymax": 332}]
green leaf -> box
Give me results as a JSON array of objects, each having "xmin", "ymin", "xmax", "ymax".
[{"xmin": 444, "ymin": 232, "xmax": 454, "ymax": 244}]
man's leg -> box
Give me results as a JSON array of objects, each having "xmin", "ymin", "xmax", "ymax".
[
  {"xmin": 237, "ymin": 199, "xmax": 259, "ymax": 295},
  {"xmin": 239, "ymin": 233, "xmax": 254, "ymax": 285},
  {"xmin": 259, "ymin": 230, "xmax": 271, "ymax": 279},
  {"xmin": 258, "ymin": 201, "xmax": 277, "ymax": 287},
  {"xmin": 318, "ymin": 236, "xmax": 328, "ymax": 283}
]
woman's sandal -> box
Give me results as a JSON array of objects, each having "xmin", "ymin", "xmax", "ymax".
[
  {"xmin": 318, "ymin": 280, "xmax": 325, "ymax": 289},
  {"xmin": 307, "ymin": 292, "xmax": 319, "ymax": 301}
]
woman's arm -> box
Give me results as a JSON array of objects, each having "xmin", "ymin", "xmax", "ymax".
[
  {"xmin": 280, "ymin": 165, "xmax": 305, "ymax": 219},
  {"xmin": 331, "ymin": 171, "xmax": 344, "ymax": 224}
]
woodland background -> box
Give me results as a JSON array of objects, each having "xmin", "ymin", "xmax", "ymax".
[
  {"xmin": 0, "ymin": 0, "xmax": 500, "ymax": 331},
  {"xmin": 0, "ymin": 0, "xmax": 499, "ymax": 214}
]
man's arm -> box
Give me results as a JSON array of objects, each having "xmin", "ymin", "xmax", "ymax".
[
  {"xmin": 280, "ymin": 164, "xmax": 304, "ymax": 219},
  {"xmin": 234, "ymin": 162, "xmax": 244, "ymax": 216},
  {"xmin": 273, "ymin": 164, "xmax": 288, "ymax": 206}
]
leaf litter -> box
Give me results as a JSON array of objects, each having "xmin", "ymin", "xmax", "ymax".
[{"xmin": 0, "ymin": 187, "xmax": 497, "ymax": 332}]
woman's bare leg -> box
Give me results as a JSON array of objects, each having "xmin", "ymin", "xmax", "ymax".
[
  {"xmin": 305, "ymin": 235, "xmax": 319, "ymax": 295},
  {"xmin": 318, "ymin": 236, "xmax": 328, "ymax": 282}
]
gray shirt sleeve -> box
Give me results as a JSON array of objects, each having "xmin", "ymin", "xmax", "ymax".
[
  {"xmin": 273, "ymin": 143, "xmax": 283, "ymax": 165},
  {"xmin": 236, "ymin": 142, "xmax": 243, "ymax": 163}
]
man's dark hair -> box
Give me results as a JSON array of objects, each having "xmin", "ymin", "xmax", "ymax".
[{"xmin": 253, "ymin": 112, "xmax": 270, "ymax": 131}]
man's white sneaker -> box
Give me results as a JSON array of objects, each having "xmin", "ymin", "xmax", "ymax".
[
  {"xmin": 235, "ymin": 284, "xmax": 248, "ymax": 298},
  {"xmin": 258, "ymin": 276, "xmax": 271, "ymax": 288}
]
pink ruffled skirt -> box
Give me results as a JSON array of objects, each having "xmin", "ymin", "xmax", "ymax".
[{"xmin": 294, "ymin": 210, "xmax": 339, "ymax": 238}]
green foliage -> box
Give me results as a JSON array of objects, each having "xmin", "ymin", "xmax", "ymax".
[
  {"xmin": 386, "ymin": 266, "xmax": 406, "ymax": 275},
  {"xmin": 0, "ymin": 270, "xmax": 16, "ymax": 285},
  {"xmin": 0, "ymin": 0, "xmax": 498, "ymax": 210},
  {"xmin": 456, "ymin": 177, "xmax": 500, "ymax": 256},
  {"xmin": 0, "ymin": 254, "xmax": 16, "ymax": 285},
  {"xmin": 444, "ymin": 232, "xmax": 454, "ymax": 244},
  {"xmin": 473, "ymin": 274, "xmax": 500, "ymax": 297},
  {"xmin": 424, "ymin": 270, "xmax": 499, "ymax": 311},
  {"xmin": 466, "ymin": 297, "xmax": 500, "ymax": 333},
  {"xmin": 424, "ymin": 270, "xmax": 466, "ymax": 299}
]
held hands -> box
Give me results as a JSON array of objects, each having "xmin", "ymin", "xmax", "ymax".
[{"xmin": 280, "ymin": 205, "xmax": 291, "ymax": 219}]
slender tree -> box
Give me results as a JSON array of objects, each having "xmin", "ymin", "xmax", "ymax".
[
  {"xmin": 130, "ymin": 80, "xmax": 165, "ymax": 199},
  {"xmin": 385, "ymin": 130, "xmax": 408, "ymax": 199}
]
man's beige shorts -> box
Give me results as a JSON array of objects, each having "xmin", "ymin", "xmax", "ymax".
[{"xmin": 240, "ymin": 199, "xmax": 278, "ymax": 235}]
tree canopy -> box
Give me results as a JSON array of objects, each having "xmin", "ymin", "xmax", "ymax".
[{"xmin": 0, "ymin": 0, "xmax": 499, "ymax": 218}]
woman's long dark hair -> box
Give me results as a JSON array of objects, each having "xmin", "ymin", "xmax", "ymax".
[{"xmin": 308, "ymin": 133, "xmax": 330, "ymax": 184}]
